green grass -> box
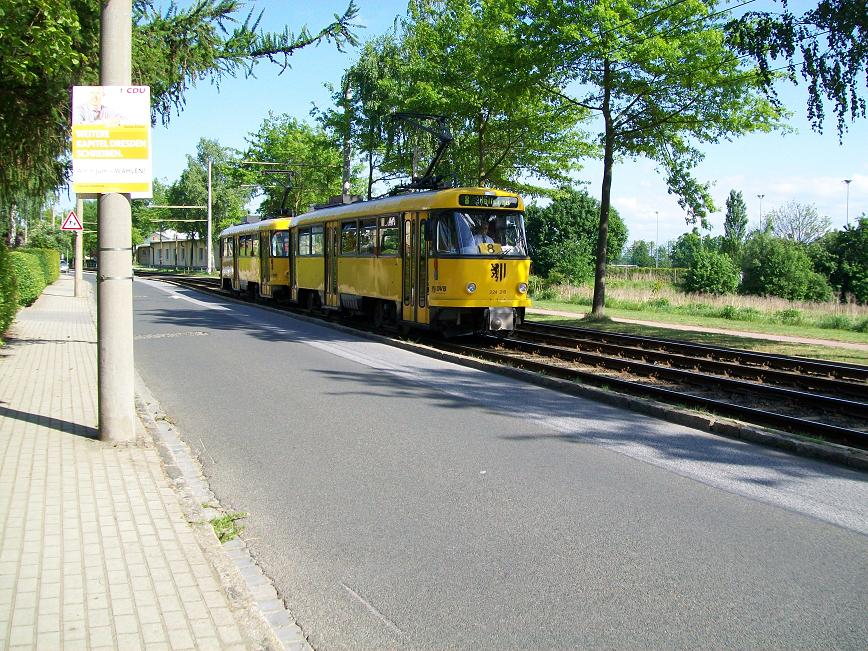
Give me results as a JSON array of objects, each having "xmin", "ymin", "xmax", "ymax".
[
  {"xmin": 529, "ymin": 302, "xmax": 868, "ymax": 366},
  {"xmin": 210, "ymin": 512, "xmax": 246, "ymax": 543}
]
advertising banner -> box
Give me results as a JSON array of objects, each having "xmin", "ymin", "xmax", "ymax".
[{"xmin": 71, "ymin": 86, "xmax": 152, "ymax": 198}]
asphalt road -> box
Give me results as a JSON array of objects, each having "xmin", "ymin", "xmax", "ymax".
[{"xmin": 132, "ymin": 278, "xmax": 868, "ymax": 650}]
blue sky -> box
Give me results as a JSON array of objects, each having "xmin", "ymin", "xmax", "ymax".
[{"xmin": 143, "ymin": 0, "xmax": 866, "ymax": 247}]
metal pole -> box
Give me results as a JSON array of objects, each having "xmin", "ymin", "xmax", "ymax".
[
  {"xmin": 844, "ymin": 179, "xmax": 852, "ymax": 227},
  {"xmin": 207, "ymin": 159, "xmax": 213, "ymax": 273},
  {"xmin": 757, "ymin": 194, "xmax": 765, "ymax": 225},
  {"xmin": 655, "ymin": 210, "xmax": 659, "ymax": 268},
  {"xmin": 74, "ymin": 196, "xmax": 85, "ymax": 297},
  {"xmin": 97, "ymin": 0, "xmax": 135, "ymax": 442},
  {"xmin": 341, "ymin": 78, "xmax": 351, "ymax": 203}
]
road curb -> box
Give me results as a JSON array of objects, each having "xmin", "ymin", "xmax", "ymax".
[{"xmin": 135, "ymin": 372, "xmax": 313, "ymax": 650}]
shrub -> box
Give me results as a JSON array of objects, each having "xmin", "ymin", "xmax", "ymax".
[
  {"xmin": 684, "ymin": 248, "xmax": 740, "ymax": 295},
  {"xmin": 803, "ymin": 271, "xmax": 833, "ymax": 302},
  {"xmin": 741, "ymin": 233, "xmax": 829, "ymax": 301},
  {"xmin": 720, "ymin": 305, "xmax": 738, "ymax": 320},
  {"xmin": 815, "ymin": 314, "xmax": 852, "ymax": 331},
  {"xmin": 775, "ymin": 308, "xmax": 803, "ymax": 325},
  {"xmin": 10, "ymin": 251, "xmax": 46, "ymax": 306},
  {"xmin": 0, "ymin": 242, "xmax": 18, "ymax": 335},
  {"xmin": 646, "ymin": 297, "xmax": 671, "ymax": 310},
  {"xmin": 854, "ymin": 317, "xmax": 868, "ymax": 333},
  {"xmin": 21, "ymin": 248, "xmax": 60, "ymax": 285}
]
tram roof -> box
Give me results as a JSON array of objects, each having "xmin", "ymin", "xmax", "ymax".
[
  {"xmin": 218, "ymin": 216, "xmax": 293, "ymax": 238},
  {"xmin": 292, "ymin": 187, "xmax": 524, "ymax": 227}
]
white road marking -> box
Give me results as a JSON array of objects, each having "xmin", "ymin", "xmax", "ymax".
[
  {"xmin": 137, "ymin": 278, "xmax": 229, "ymax": 310},
  {"xmin": 341, "ymin": 582, "xmax": 404, "ymax": 636}
]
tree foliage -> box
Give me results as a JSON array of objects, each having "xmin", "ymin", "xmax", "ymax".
[
  {"xmin": 725, "ymin": 0, "xmax": 868, "ymax": 139},
  {"xmin": 322, "ymin": 0, "xmax": 592, "ymax": 197},
  {"xmin": 722, "ymin": 188, "xmax": 748, "ymax": 259},
  {"xmin": 767, "ymin": 200, "xmax": 831, "ymax": 244},
  {"xmin": 741, "ymin": 230, "xmax": 832, "ymax": 301},
  {"xmin": 243, "ymin": 114, "xmax": 350, "ymax": 216},
  {"xmin": 0, "ymin": 0, "xmax": 360, "ymax": 217},
  {"xmin": 524, "ymin": 189, "xmax": 627, "ymax": 281},
  {"xmin": 684, "ymin": 248, "xmax": 740, "ymax": 295},
  {"xmin": 622, "ymin": 240, "xmax": 656, "ymax": 268},
  {"xmin": 518, "ymin": 0, "xmax": 786, "ymax": 315},
  {"xmin": 810, "ymin": 216, "xmax": 868, "ymax": 303}
]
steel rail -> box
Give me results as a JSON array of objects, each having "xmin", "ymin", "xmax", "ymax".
[
  {"xmin": 522, "ymin": 320, "xmax": 868, "ymax": 381},
  {"xmin": 489, "ymin": 335, "xmax": 868, "ymax": 419},
  {"xmin": 441, "ymin": 342, "xmax": 868, "ymax": 450},
  {"xmin": 512, "ymin": 328, "xmax": 868, "ymax": 400}
]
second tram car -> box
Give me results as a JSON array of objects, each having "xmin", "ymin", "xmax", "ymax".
[{"xmin": 219, "ymin": 187, "xmax": 531, "ymax": 335}]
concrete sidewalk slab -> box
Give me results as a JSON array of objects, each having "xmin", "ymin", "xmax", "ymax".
[{"xmin": 0, "ymin": 276, "xmax": 302, "ymax": 650}]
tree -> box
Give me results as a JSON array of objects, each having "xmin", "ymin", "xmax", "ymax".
[
  {"xmin": 243, "ymin": 114, "xmax": 349, "ymax": 217},
  {"xmin": 520, "ymin": 0, "xmax": 786, "ymax": 317},
  {"xmin": 722, "ymin": 189, "xmax": 748, "ymax": 260},
  {"xmin": 768, "ymin": 200, "xmax": 831, "ymax": 244},
  {"xmin": 322, "ymin": 1, "xmax": 592, "ymax": 197},
  {"xmin": 0, "ymin": 0, "xmax": 360, "ymax": 218},
  {"xmin": 158, "ymin": 139, "xmax": 248, "ymax": 267},
  {"xmin": 726, "ymin": 1, "xmax": 868, "ymax": 139},
  {"xmin": 741, "ymin": 231, "xmax": 833, "ymax": 301},
  {"xmin": 810, "ymin": 217, "xmax": 868, "ymax": 303},
  {"xmin": 317, "ymin": 36, "xmax": 408, "ymax": 200},
  {"xmin": 525, "ymin": 189, "xmax": 627, "ymax": 281},
  {"xmin": 623, "ymin": 240, "xmax": 656, "ymax": 268},
  {"xmin": 684, "ymin": 248, "xmax": 739, "ymax": 295}
]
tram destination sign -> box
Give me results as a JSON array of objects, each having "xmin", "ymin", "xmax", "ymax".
[
  {"xmin": 458, "ymin": 194, "xmax": 519, "ymax": 209},
  {"xmin": 71, "ymin": 86, "xmax": 152, "ymax": 198}
]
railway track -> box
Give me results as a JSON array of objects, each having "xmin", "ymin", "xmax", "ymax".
[{"xmin": 137, "ymin": 271, "xmax": 868, "ymax": 451}]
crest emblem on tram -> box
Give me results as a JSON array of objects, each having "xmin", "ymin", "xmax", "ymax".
[{"xmin": 490, "ymin": 262, "xmax": 507, "ymax": 282}]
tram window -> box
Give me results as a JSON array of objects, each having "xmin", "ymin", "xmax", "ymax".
[
  {"xmin": 341, "ymin": 221, "xmax": 358, "ymax": 255},
  {"xmin": 431, "ymin": 210, "xmax": 528, "ymax": 256},
  {"xmin": 298, "ymin": 228, "xmax": 311, "ymax": 256},
  {"xmin": 311, "ymin": 225, "xmax": 324, "ymax": 255},
  {"xmin": 271, "ymin": 231, "xmax": 289, "ymax": 257},
  {"xmin": 379, "ymin": 216, "xmax": 399, "ymax": 256},
  {"xmin": 358, "ymin": 219, "xmax": 376, "ymax": 256}
]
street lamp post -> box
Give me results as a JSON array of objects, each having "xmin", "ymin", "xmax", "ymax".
[
  {"xmin": 757, "ymin": 194, "xmax": 765, "ymax": 224},
  {"xmin": 843, "ymin": 179, "xmax": 852, "ymax": 227},
  {"xmin": 655, "ymin": 210, "xmax": 659, "ymax": 268}
]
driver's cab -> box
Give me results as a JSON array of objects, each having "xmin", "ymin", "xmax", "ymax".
[{"xmin": 431, "ymin": 209, "xmax": 527, "ymax": 257}]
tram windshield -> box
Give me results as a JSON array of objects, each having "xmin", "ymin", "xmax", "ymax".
[{"xmin": 431, "ymin": 210, "xmax": 528, "ymax": 256}]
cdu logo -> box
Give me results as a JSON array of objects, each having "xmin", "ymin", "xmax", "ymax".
[{"xmin": 490, "ymin": 262, "xmax": 507, "ymax": 282}]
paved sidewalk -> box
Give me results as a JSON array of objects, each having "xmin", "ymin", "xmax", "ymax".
[{"xmin": 0, "ymin": 276, "xmax": 300, "ymax": 650}]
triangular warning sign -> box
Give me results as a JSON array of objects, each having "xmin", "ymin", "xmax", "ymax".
[{"xmin": 61, "ymin": 211, "xmax": 83, "ymax": 231}]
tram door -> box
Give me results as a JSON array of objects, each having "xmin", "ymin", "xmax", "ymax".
[
  {"xmin": 259, "ymin": 232, "xmax": 271, "ymax": 297},
  {"xmin": 232, "ymin": 236, "xmax": 240, "ymax": 291},
  {"xmin": 401, "ymin": 212, "xmax": 430, "ymax": 325},
  {"xmin": 324, "ymin": 222, "xmax": 340, "ymax": 308}
]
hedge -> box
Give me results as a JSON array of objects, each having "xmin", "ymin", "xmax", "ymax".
[
  {"xmin": 9, "ymin": 251, "xmax": 46, "ymax": 307},
  {"xmin": 21, "ymin": 247, "xmax": 60, "ymax": 285},
  {"xmin": 0, "ymin": 242, "xmax": 17, "ymax": 335}
]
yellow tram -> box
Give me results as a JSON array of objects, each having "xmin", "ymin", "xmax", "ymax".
[{"xmin": 219, "ymin": 187, "xmax": 531, "ymax": 335}]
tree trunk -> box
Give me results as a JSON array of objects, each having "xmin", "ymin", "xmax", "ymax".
[
  {"xmin": 7, "ymin": 204, "xmax": 16, "ymax": 247},
  {"xmin": 592, "ymin": 60, "xmax": 614, "ymax": 317},
  {"xmin": 367, "ymin": 149, "xmax": 374, "ymax": 200}
]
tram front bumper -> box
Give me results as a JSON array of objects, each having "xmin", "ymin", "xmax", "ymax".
[{"xmin": 486, "ymin": 307, "xmax": 515, "ymax": 332}]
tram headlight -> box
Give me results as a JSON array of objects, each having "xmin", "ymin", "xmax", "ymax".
[
  {"xmin": 466, "ymin": 282, "xmax": 477, "ymax": 294},
  {"xmin": 517, "ymin": 282, "xmax": 528, "ymax": 294}
]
